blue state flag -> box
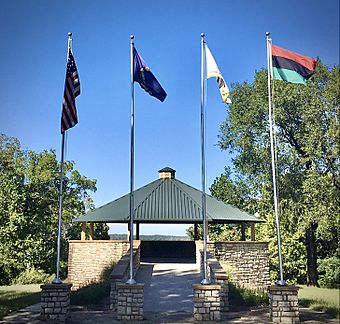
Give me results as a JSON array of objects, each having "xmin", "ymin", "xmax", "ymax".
[{"xmin": 133, "ymin": 47, "xmax": 167, "ymax": 102}]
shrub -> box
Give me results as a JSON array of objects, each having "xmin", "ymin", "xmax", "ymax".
[
  {"xmin": 11, "ymin": 267, "xmax": 53, "ymax": 285},
  {"xmin": 100, "ymin": 261, "xmax": 116, "ymax": 281},
  {"xmin": 229, "ymin": 283, "xmax": 268, "ymax": 306},
  {"xmin": 220, "ymin": 261, "xmax": 235, "ymax": 281},
  {"xmin": 318, "ymin": 257, "xmax": 340, "ymax": 289}
]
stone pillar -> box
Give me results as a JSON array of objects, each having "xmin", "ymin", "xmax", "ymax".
[
  {"xmin": 268, "ymin": 285, "xmax": 299, "ymax": 323},
  {"xmin": 194, "ymin": 223, "xmax": 199, "ymax": 240},
  {"xmin": 193, "ymin": 284, "xmax": 221, "ymax": 321},
  {"xmin": 117, "ymin": 283, "xmax": 144, "ymax": 321},
  {"xmin": 40, "ymin": 283, "xmax": 72, "ymax": 322},
  {"xmin": 127, "ymin": 222, "xmax": 131, "ymax": 241},
  {"xmin": 136, "ymin": 222, "xmax": 140, "ymax": 240}
]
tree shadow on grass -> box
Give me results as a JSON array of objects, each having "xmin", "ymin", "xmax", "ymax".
[
  {"xmin": 0, "ymin": 290, "xmax": 40, "ymax": 319},
  {"xmin": 299, "ymin": 298, "xmax": 339, "ymax": 319}
]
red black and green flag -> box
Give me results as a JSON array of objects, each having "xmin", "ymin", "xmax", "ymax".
[{"xmin": 271, "ymin": 44, "xmax": 317, "ymax": 85}]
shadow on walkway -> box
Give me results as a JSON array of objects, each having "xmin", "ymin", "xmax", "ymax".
[{"xmin": 135, "ymin": 261, "xmax": 200, "ymax": 318}]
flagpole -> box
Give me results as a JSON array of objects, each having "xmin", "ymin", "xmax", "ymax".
[
  {"xmin": 266, "ymin": 32, "xmax": 285, "ymax": 286},
  {"xmin": 200, "ymin": 33, "xmax": 210, "ymax": 285},
  {"xmin": 52, "ymin": 32, "xmax": 72, "ymax": 284},
  {"xmin": 127, "ymin": 34, "xmax": 136, "ymax": 285}
]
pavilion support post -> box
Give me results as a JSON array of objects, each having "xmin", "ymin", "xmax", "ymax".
[
  {"xmin": 250, "ymin": 223, "xmax": 255, "ymax": 241},
  {"xmin": 194, "ymin": 223, "xmax": 199, "ymax": 240},
  {"xmin": 136, "ymin": 222, "xmax": 140, "ymax": 240},
  {"xmin": 206, "ymin": 223, "xmax": 209, "ymax": 242},
  {"xmin": 89, "ymin": 222, "xmax": 94, "ymax": 240},
  {"xmin": 81, "ymin": 222, "xmax": 86, "ymax": 240},
  {"xmin": 127, "ymin": 222, "xmax": 131, "ymax": 241},
  {"xmin": 241, "ymin": 223, "xmax": 246, "ymax": 241}
]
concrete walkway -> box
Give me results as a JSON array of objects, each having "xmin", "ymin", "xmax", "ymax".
[
  {"xmin": 1, "ymin": 262, "xmax": 338, "ymax": 323},
  {"xmin": 136, "ymin": 262, "xmax": 200, "ymax": 314}
]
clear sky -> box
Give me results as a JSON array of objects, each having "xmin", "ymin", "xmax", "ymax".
[{"xmin": 1, "ymin": 0, "xmax": 339, "ymax": 236}]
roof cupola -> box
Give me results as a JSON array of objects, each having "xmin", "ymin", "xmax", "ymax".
[{"xmin": 158, "ymin": 167, "xmax": 176, "ymax": 179}]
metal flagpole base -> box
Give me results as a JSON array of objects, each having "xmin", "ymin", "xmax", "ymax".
[
  {"xmin": 126, "ymin": 278, "xmax": 136, "ymax": 285},
  {"xmin": 200, "ymin": 278, "xmax": 211, "ymax": 285},
  {"xmin": 275, "ymin": 279, "xmax": 287, "ymax": 286},
  {"xmin": 52, "ymin": 277, "xmax": 63, "ymax": 284}
]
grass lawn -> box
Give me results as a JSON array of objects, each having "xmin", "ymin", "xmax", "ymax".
[
  {"xmin": 0, "ymin": 284, "xmax": 41, "ymax": 319},
  {"xmin": 298, "ymin": 285, "xmax": 340, "ymax": 318}
]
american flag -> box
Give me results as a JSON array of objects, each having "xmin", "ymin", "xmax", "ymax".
[{"xmin": 61, "ymin": 49, "xmax": 80, "ymax": 133}]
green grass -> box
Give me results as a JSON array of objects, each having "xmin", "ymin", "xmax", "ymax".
[
  {"xmin": 0, "ymin": 284, "xmax": 41, "ymax": 319},
  {"xmin": 298, "ymin": 285, "xmax": 340, "ymax": 318}
]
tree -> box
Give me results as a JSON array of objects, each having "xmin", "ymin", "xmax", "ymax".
[
  {"xmin": 214, "ymin": 63, "xmax": 339, "ymax": 286},
  {"xmin": 0, "ymin": 134, "xmax": 109, "ymax": 284}
]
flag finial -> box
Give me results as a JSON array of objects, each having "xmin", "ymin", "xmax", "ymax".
[
  {"xmin": 68, "ymin": 32, "xmax": 72, "ymax": 38},
  {"xmin": 266, "ymin": 32, "xmax": 270, "ymax": 37},
  {"xmin": 130, "ymin": 34, "xmax": 134, "ymax": 40},
  {"xmin": 201, "ymin": 33, "xmax": 205, "ymax": 38}
]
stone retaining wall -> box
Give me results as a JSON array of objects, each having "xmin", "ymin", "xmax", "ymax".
[
  {"xmin": 207, "ymin": 241, "xmax": 270, "ymax": 291},
  {"xmin": 68, "ymin": 240, "xmax": 133, "ymax": 290}
]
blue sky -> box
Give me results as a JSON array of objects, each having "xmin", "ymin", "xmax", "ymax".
[{"xmin": 1, "ymin": 0, "xmax": 339, "ymax": 235}]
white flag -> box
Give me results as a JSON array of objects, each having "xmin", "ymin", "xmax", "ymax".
[{"xmin": 205, "ymin": 44, "xmax": 231, "ymax": 104}]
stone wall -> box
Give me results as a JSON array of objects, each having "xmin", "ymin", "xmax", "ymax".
[
  {"xmin": 68, "ymin": 240, "xmax": 133, "ymax": 290},
  {"xmin": 207, "ymin": 241, "xmax": 270, "ymax": 291}
]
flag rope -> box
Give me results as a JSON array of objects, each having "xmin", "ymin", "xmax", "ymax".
[{"xmin": 266, "ymin": 32, "xmax": 285, "ymax": 286}]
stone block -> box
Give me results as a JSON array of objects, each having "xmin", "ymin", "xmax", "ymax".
[
  {"xmin": 272, "ymin": 294, "xmax": 284, "ymax": 301},
  {"xmin": 194, "ymin": 314, "xmax": 203, "ymax": 320},
  {"xmin": 198, "ymin": 307, "xmax": 206, "ymax": 314},
  {"xmin": 281, "ymin": 311, "xmax": 299, "ymax": 317},
  {"xmin": 202, "ymin": 313, "xmax": 210, "ymax": 321},
  {"xmin": 278, "ymin": 301, "xmax": 291, "ymax": 307},
  {"xmin": 213, "ymin": 311, "xmax": 221, "ymax": 320},
  {"xmin": 211, "ymin": 290, "xmax": 219, "ymax": 297},
  {"xmin": 44, "ymin": 307, "xmax": 53, "ymax": 314},
  {"xmin": 117, "ymin": 306, "xmax": 126, "ymax": 314}
]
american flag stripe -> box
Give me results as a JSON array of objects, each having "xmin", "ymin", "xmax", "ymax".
[{"xmin": 61, "ymin": 49, "xmax": 80, "ymax": 133}]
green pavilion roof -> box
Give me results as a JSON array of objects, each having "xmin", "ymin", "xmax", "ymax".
[{"xmin": 74, "ymin": 167, "xmax": 262, "ymax": 224}]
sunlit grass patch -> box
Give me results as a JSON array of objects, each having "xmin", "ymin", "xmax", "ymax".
[
  {"xmin": 0, "ymin": 284, "xmax": 41, "ymax": 319},
  {"xmin": 298, "ymin": 285, "xmax": 339, "ymax": 318}
]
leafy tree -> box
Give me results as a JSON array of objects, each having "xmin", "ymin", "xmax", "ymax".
[
  {"xmin": 213, "ymin": 63, "xmax": 339, "ymax": 286},
  {"xmin": 0, "ymin": 134, "xmax": 109, "ymax": 284}
]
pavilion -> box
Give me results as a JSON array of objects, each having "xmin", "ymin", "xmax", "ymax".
[{"xmin": 74, "ymin": 167, "xmax": 262, "ymax": 241}]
